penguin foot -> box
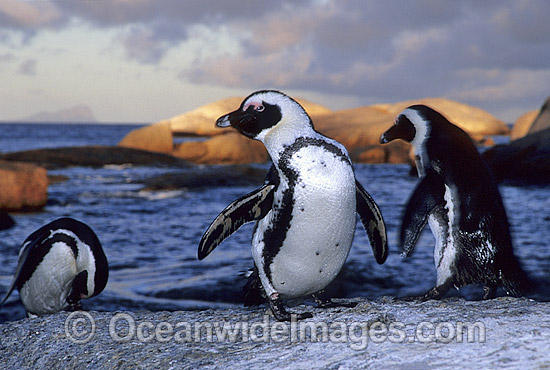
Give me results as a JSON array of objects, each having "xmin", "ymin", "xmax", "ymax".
[
  {"xmin": 419, "ymin": 281, "xmax": 452, "ymax": 301},
  {"xmin": 313, "ymin": 293, "xmax": 357, "ymax": 309},
  {"xmin": 268, "ymin": 295, "xmax": 312, "ymax": 322},
  {"xmin": 482, "ymin": 285, "xmax": 497, "ymax": 300},
  {"xmin": 66, "ymin": 301, "xmax": 83, "ymax": 311}
]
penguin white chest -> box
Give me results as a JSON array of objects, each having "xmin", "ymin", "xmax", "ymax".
[{"xmin": 263, "ymin": 146, "xmax": 357, "ymax": 298}]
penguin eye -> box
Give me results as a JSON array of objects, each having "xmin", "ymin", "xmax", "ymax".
[{"xmin": 255, "ymin": 105, "xmax": 265, "ymax": 112}]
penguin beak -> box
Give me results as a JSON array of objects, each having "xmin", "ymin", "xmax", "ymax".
[{"xmin": 216, "ymin": 111, "xmax": 235, "ymax": 128}]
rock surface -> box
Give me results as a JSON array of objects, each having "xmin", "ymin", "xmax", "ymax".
[
  {"xmin": 166, "ymin": 97, "xmax": 332, "ymax": 137},
  {"xmin": 511, "ymin": 110, "xmax": 538, "ymax": 140},
  {"xmin": 314, "ymin": 106, "xmax": 412, "ymax": 164},
  {"xmin": 510, "ymin": 97, "xmax": 550, "ymax": 141},
  {"xmin": 0, "ymin": 160, "xmax": 48, "ymax": 211},
  {"xmin": 173, "ymin": 133, "xmax": 268, "ymax": 165},
  {"xmin": 483, "ymin": 128, "xmax": 550, "ymax": 184},
  {"xmin": 139, "ymin": 165, "xmax": 268, "ymax": 190},
  {"xmin": 118, "ymin": 122, "xmax": 173, "ymax": 153},
  {"xmin": 1, "ymin": 146, "xmax": 190, "ymax": 169},
  {"xmin": 0, "ymin": 297, "xmax": 548, "ymax": 369},
  {"xmin": 372, "ymin": 97, "xmax": 510, "ymax": 139},
  {"xmin": 125, "ymin": 96, "xmax": 506, "ymax": 165}
]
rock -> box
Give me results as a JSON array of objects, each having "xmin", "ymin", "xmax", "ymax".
[
  {"xmin": 0, "ymin": 298, "xmax": 548, "ymax": 369},
  {"xmin": 315, "ymin": 106, "xmax": 412, "ymax": 164},
  {"xmin": 483, "ymin": 128, "xmax": 550, "ymax": 184},
  {"xmin": 511, "ymin": 110, "xmax": 538, "ymax": 140},
  {"xmin": 0, "ymin": 160, "xmax": 48, "ymax": 211},
  {"xmin": 118, "ymin": 122, "xmax": 174, "ymax": 153},
  {"xmin": 131, "ymin": 96, "xmax": 505, "ymax": 165},
  {"xmin": 1, "ymin": 146, "xmax": 190, "ymax": 169},
  {"xmin": 173, "ymin": 133, "xmax": 268, "ymax": 164},
  {"xmin": 511, "ymin": 97, "xmax": 550, "ymax": 141},
  {"xmin": 0, "ymin": 210, "xmax": 15, "ymax": 230},
  {"xmin": 139, "ymin": 165, "xmax": 268, "ymax": 190},
  {"xmin": 167, "ymin": 96, "xmax": 332, "ymax": 136},
  {"xmin": 372, "ymin": 97, "xmax": 510, "ymax": 139}
]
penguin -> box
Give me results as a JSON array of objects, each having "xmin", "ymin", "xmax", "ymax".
[
  {"xmin": 380, "ymin": 104, "xmax": 530, "ymax": 300},
  {"xmin": 198, "ymin": 90, "xmax": 388, "ymax": 321},
  {"xmin": 0, "ymin": 217, "xmax": 108, "ymax": 317}
]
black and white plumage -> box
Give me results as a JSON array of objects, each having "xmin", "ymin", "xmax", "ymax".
[
  {"xmin": 380, "ymin": 105, "xmax": 530, "ymax": 300},
  {"xmin": 199, "ymin": 90, "xmax": 388, "ymax": 321},
  {"xmin": 0, "ymin": 217, "xmax": 108, "ymax": 317}
]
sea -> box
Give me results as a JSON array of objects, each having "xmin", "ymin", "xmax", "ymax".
[{"xmin": 0, "ymin": 123, "xmax": 549, "ymax": 323}]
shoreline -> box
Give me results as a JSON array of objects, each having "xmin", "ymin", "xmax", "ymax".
[{"xmin": 1, "ymin": 297, "xmax": 549, "ymax": 369}]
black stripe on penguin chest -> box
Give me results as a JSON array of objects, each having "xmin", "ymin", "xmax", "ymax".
[{"xmin": 261, "ymin": 137, "xmax": 351, "ymax": 281}]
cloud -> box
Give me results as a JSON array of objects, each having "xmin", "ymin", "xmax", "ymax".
[
  {"xmin": 0, "ymin": 0, "xmax": 62, "ymax": 29},
  {"xmin": 1, "ymin": 0, "xmax": 549, "ymax": 121},
  {"xmin": 117, "ymin": 22, "xmax": 188, "ymax": 64},
  {"xmin": 17, "ymin": 58, "xmax": 36, "ymax": 76}
]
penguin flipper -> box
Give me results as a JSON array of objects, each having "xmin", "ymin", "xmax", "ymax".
[
  {"xmin": 0, "ymin": 230, "xmax": 45, "ymax": 306},
  {"xmin": 355, "ymin": 180, "xmax": 388, "ymax": 264},
  {"xmin": 198, "ymin": 184, "xmax": 275, "ymax": 260},
  {"xmin": 400, "ymin": 172, "xmax": 445, "ymax": 257}
]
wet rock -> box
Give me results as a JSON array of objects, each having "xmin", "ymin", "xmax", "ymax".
[
  {"xmin": 0, "ymin": 298, "xmax": 548, "ymax": 369},
  {"xmin": 1, "ymin": 146, "xmax": 191, "ymax": 169},
  {"xmin": 118, "ymin": 122, "xmax": 174, "ymax": 153},
  {"xmin": 0, "ymin": 160, "xmax": 48, "ymax": 211},
  {"xmin": 483, "ymin": 128, "xmax": 550, "ymax": 184},
  {"xmin": 0, "ymin": 210, "xmax": 15, "ymax": 230},
  {"xmin": 140, "ymin": 165, "xmax": 267, "ymax": 190}
]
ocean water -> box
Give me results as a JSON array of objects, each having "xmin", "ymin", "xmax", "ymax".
[{"xmin": 0, "ymin": 123, "xmax": 549, "ymax": 323}]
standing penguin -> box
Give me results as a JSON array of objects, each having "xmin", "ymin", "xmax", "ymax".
[
  {"xmin": 1, "ymin": 217, "xmax": 108, "ymax": 317},
  {"xmin": 380, "ymin": 105, "xmax": 530, "ymax": 300},
  {"xmin": 199, "ymin": 90, "xmax": 388, "ymax": 321}
]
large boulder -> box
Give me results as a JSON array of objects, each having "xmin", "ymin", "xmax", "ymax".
[
  {"xmin": 166, "ymin": 96, "xmax": 332, "ymax": 137},
  {"xmin": 510, "ymin": 97, "xmax": 550, "ymax": 140},
  {"xmin": 118, "ymin": 122, "xmax": 173, "ymax": 153},
  {"xmin": 0, "ymin": 160, "xmax": 48, "ymax": 211},
  {"xmin": 315, "ymin": 106, "xmax": 412, "ymax": 164},
  {"xmin": 173, "ymin": 133, "xmax": 267, "ymax": 164},
  {"xmin": 132, "ymin": 96, "xmax": 505, "ymax": 165},
  {"xmin": 511, "ymin": 110, "xmax": 538, "ymax": 140},
  {"xmin": 372, "ymin": 97, "xmax": 510, "ymax": 139}
]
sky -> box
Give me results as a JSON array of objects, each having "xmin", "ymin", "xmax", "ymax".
[{"xmin": 0, "ymin": 0, "xmax": 549, "ymax": 124}]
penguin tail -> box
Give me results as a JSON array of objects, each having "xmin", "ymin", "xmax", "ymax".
[{"xmin": 242, "ymin": 268, "xmax": 266, "ymax": 307}]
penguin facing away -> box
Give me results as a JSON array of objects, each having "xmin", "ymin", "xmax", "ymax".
[
  {"xmin": 380, "ymin": 105, "xmax": 530, "ymax": 300},
  {"xmin": 199, "ymin": 90, "xmax": 388, "ymax": 321},
  {"xmin": 0, "ymin": 217, "xmax": 108, "ymax": 317}
]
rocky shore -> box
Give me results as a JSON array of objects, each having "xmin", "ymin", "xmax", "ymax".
[
  {"xmin": 1, "ymin": 297, "xmax": 548, "ymax": 369},
  {"xmin": 118, "ymin": 96, "xmax": 510, "ymax": 166}
]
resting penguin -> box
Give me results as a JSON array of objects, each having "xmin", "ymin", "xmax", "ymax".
[
  {"xmin": 198, "ymin": 90, "xmax": 388, "ymax": 321},
  {"xmin": 0, "ymin": 217, "xmax": 108, "ymax": 317},
  {"xmin": 380, "ymin": 105, "xmax": 530, "ymax": 300}
]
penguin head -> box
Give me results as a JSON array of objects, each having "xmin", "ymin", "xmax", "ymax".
[
  {"xmin": 379, "ymin": 105, "xmax": 435, "ymax": 152},
  {"xmin": 216, "ymin": 90, "xmax": 314, "ymax": 143}
]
